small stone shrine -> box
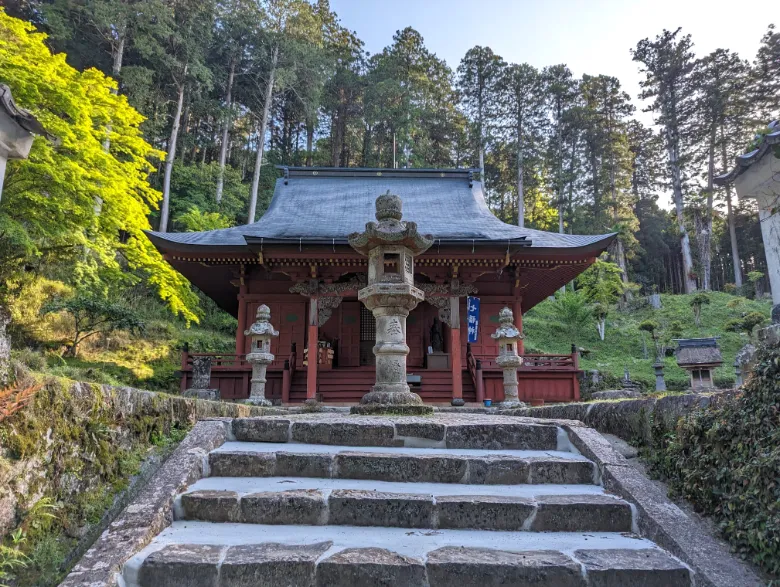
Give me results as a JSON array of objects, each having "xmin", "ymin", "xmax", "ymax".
[
  {"xmin": 348, "ymin": 191, "xmax": 434, "ymax": 414},
  {"xmin": 244, "ymin": 304, "xmax": 279, "ymax": 406},
  {"xmin": 674, "ymin": 337, "xmax": 723, "ymax": 391},
  {"xmin": 183, "ymin": 356, "xmax": 219, "ymax": 401},
  {"xmin": 490, "ymin": 307, "xmax": 524, "ymax": 408}
]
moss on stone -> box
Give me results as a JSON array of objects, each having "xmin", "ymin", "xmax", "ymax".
[{"xmin": 0, "ymin": 377, "xmax": 261, "ymax": 586}]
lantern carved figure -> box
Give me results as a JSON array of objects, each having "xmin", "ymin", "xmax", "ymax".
[
  {"xmin": 244, "ymin": 304, "xmax": 279, "ymax": 406},
  {"xmin": 490, "ymin": 307, "xmax": 524, "ymax": 407},
  {"xmin": 348, "ymin": 191, "xmax": 434, "ymax": 414}
]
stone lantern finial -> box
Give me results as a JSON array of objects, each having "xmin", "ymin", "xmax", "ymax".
[
  {"xmin": 491, "ymin": 307, "xmax": 525, "ymax": 408},
  {"xmin": 348, "ymin": 192, "xmax": 435, "ymax": 415},
  {"xmin": 244, "ymin": 304, "xmax": 279, "ymax": 406}
]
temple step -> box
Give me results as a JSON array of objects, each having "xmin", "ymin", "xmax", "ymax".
[
  {"xmin": 118, "ymin": 414, "xmax": 694, "ymax": 587},
  {"xmin": 225, "ymin": 416, "xmax": 563, "ymax": 449},
  {"xmin": 125, "ymin": 525, "xmax": 691, "ymax": 587},
  {"xmin": 208, "ymin": 445, "xmax": 596, "ymax": 485},
  {"xmin": 178, "ymin": 481, "xmax": 632, "ymax": 532}
]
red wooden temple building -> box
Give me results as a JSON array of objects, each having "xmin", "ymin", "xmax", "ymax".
[{"xmin": 146, "ymin": 167, "xmax": 615, "ymax": 405}]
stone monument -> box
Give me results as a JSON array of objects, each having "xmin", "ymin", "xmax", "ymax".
[
  {"xmin": 244, "ymin": 304, "xmax": 279, "ymax": 406},
  {"xmin": 348, "ymin": 191, "xmax": 434, "ymax": 415},
  {"xmin": 490, "ymin": 307, "xmax": 525, "ymax": 408},
  {"xmin": 183, "ymin": 356, "xmax": 219, "ymax": 401}
]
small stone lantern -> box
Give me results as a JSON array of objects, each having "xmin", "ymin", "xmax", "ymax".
[
  {"xmin": 491, "ymin": 307, "xmax": 524, "ymax": 408},
  {"xmin": 348, "ymin": 191, "xmax": 434, "ymax": 414},
  {"xmin": 244, "ymin": 304, "xmax": 279, "ymax": 406}
]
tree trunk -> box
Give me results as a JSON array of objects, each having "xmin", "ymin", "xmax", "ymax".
[
  {"xmin": 516, "ymin": 113, "xmax": 524, "ymax": 227},
  {"xmin": 699, "ymin": 125, "xmax": 717, "ymax": 291},
  {"xmin": 720, "ymin": 140, "xmax": 743, "ymax": 287},
  {"xmin": 666, "ymin": 127, "xmax": 696, "ymax": 292},
  {"xmin": 159, "ymin": 79, "xmax": 186, "ymax": 233},
  {"xmin": 216, "ymin": 59, "xmax": 236, "ymax": 203},
  {"xmin": 248, "ymin": 45, "xmax": 278, "ymax": 224},
  {"xmin": 306, "ymin": 117, "xmax": 314, "ymax": 166}
]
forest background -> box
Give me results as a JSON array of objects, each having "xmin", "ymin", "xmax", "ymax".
[{"xmin": 0, "ymin": 0, "xmax": 778, "ymax": 392}]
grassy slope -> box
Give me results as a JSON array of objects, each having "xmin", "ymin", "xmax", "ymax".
[{"xmin": 523, "ymin": 292, "xmax": 772, "ymax": 390}]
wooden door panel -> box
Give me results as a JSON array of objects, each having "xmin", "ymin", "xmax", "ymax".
[
  {"xmin": 339, "ymin": 302, "xmax": 361, "ymax": 367},
  {"xmin": 407, "ymin": 304, "xmax": 425, "ymax": 368}
]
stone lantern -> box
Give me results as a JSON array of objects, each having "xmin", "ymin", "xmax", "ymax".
[
  {"xmin": 491, "ymin": 307, "xmax": 524, "ymax": 408},
  {"xmin": 348, "ymin": 191, "xmax": 434, "ymax": 414},
  {"xmin": 244, "ymin": 304, "xmax": 279, "ymax": 406}
]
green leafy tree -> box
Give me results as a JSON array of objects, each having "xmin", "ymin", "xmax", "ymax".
[
  {"xmin": 0, "ymin": 10, "xmax": 198, "ymax": 321},
  {"xmin": 633, "ymin": 28, "xmax": 698, "ymax": 293},
  {"xmin": 752, "ymin": 24, "xmax": 780, "ymax": 121},
  {"xmin": 42, "ymin": 295, "xmax": 144, "ymax": 357},
  {"xmin": 551, "ymin": 290, "xmax": 591, "ymax": 345},
  {"xmin": 725, "ymin": 311, "xmax": 767, "ymax": 336},
  {"xmin": 577, "ymin": 259, "xmax": 627, "ymax": 340},
  {"xmin": 496, "ymin": 63, "xmax": 546, "ymax": 227},
  {"xmin": 457, "ymin": 46, "xmax": 506, "ymax": 175},
  {"xmin": 175, "ymin": 207, "xmax": 233, "ymax": 231}
]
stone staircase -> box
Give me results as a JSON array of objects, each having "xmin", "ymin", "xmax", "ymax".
[{"xmin": 120, "ymin": 415, "xmax": 693, "ymax": 586}]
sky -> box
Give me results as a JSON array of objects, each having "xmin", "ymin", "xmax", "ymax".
[{"xmin": 329, "ymin": 0, "xmax": 774, "ymax": 128}]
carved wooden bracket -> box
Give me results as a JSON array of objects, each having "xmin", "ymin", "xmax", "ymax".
[
  {"xmin": 290, "ymin": 274, "xmax": 368, "ymax": 326},
  {"xmin": 415, "ymin": 281, "xmax": 477, "ymax": 326}
]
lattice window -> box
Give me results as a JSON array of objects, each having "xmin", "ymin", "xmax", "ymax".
[{"xmin": 360, "ymin": 305, "xmax": 375, "ymax": 341}]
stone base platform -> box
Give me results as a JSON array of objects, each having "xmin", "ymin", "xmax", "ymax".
[{"xmin": 350, "ymin": 404, "xmax": 434, "ymax": 416}]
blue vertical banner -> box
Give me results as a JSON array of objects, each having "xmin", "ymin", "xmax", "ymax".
[{"xmin": 467, "ymin": 296, "xmax": 480, "ymax": 343}]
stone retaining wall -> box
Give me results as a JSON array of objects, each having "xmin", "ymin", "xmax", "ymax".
[
  {"xmin": 0, "ymin": 378, "xmax": 281, "ymax": 585},
  {"xmin": 510, "ymin": 391, "xmax": 737, "ymax": 446}
]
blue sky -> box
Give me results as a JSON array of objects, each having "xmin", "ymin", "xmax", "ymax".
[{"xmin": 330, "ymin": 0, "xmax": 774, "ymax": 126}]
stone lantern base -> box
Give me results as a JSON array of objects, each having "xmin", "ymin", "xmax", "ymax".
[{"xmin": 350, "ymin": 403, "xmax": 434, "ymax": 416}]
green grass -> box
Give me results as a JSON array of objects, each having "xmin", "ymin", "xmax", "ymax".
[{"xmin": 523, "ymin": 292, "xmax": 772, "ymax": 390}]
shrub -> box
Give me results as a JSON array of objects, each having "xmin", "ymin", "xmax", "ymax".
[{"xmin": 648, "ymin": 342, "xmax": 780, "ymax": 575}]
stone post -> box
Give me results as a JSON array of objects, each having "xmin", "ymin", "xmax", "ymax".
[
  {"xmin": 183, "ymin": 356, "xmax": 219, "ymax": 401},
  {"xmin": 490, "ymin": 307, "xmax": 525, "ymax": 408},
  {"xmin": 653, "ymin": 360, "xmax": 667, "ymax": 392},
  {"xmin": 734, "ymin": 358, "xmax": 743, "ymax": 388},
  {"xmin": 348, "ymin": 191, "xmax": 434, "ymax": 415},
  {"xmin": 244, "ymin": 304, "xmax": 279, "ymax": 406}
]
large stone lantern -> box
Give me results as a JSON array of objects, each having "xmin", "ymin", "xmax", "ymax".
[
  {"xmin": 348, "ymin": 191, "xmax": 434, "ymax": 414},
  {"xmin": 244, "ymin": 304, "xmax": 279, "ymax": 406},
  {"xmin": 491, "ymin": 307, "xmax": 525, "ymax": 408}
]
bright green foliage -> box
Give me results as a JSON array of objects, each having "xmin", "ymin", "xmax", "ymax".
[
  {"xmin": 725, "ymin": 311, "xmax": 767, "ymax": 336},
  {"xmin": 577, "ymin": 259, "xmax": 628, "ymax": 340},
  {"xmin": 41, "ymin": 295, "xmax": 144, "ymax": 357},
  {"xmin": 549, "ymin": 291, "xmax": 591, "ymax": 345},
  {"xmin": 175, "ymin": 208, "xmax": 233, "ymax": 232},
  {"xmin": 647, "ymin": 341, "xmax": 780, "ymax": 575},
  {"xmin": 578, "ymin": 260, "xmax": 626, "ymax": 305},
  {"xmin": 0, "ymin": 11, "xmax": 198, "ymax": 322}
]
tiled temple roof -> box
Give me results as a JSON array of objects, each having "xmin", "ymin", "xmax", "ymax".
[
  {"xmin": 147, "ymin": 167, "xmax": 615, "ymax": 253},
  {"xmin": 715, "ymin": 121, "xmax": 780, "ymax": 185}
]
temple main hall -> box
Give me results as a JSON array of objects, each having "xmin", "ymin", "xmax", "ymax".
[{"xmin": 146, "ymin": 167, "xmax": 615, "ymax": 405}]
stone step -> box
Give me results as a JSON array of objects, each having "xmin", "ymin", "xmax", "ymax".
[
  {"xmin": 179, "ymin": 485, "xmax": 633, "ymax": 532},
  {"xmin": 123, "ymin": 522, "xmax": 691, "ymax": 587},
  {"xmin": 208, "ymin": 442, "xmax": 597, "ymax": 485},
  {"xmin": 231, "ymin": 416, "xmax": 563, "ymax": 450}
]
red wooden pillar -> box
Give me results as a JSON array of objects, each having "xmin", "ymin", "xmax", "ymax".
[
  {"xmin": 450, "ymin": 296, "xmax": 463, "ymax": 404},
  {"xmin": 306, "ymin": 296, "xmax": 318, "ymax": 400},
  {"xmin": 513, "ymin": 296, "xmax": 524, "ymax": 354}
]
